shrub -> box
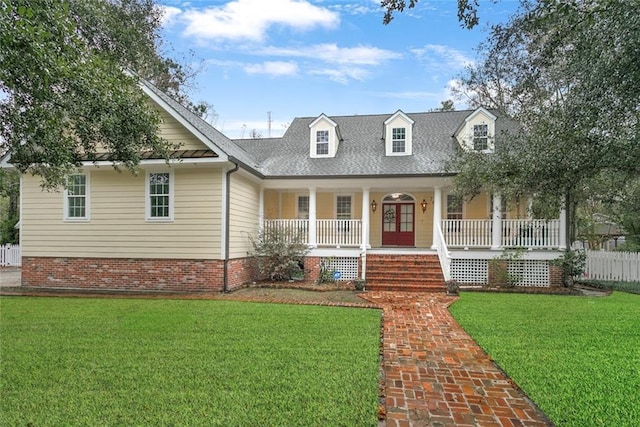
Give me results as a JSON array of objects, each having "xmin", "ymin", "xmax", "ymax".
[
  {"xmin": 551, "ymin": 249, "xmax": 586, "ymax": 287},
  {"xmin": 489, "ymin": 249, "xmax": 526, "ymax": 288},
  {"xmin": 249, "ymin": 227, "xmax": 309, "ymax": 281},
  {"xmin": 318, "ymin": 257, "xmax": 337, "ymax": 284}
]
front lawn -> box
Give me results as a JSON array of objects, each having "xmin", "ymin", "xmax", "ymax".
[
  {"xmin": 450, "ymin": 292, "xmax": 640, "ymax": 427},
  {"xmin": 0, "ymin": 297, "xmax": 381, "ymax": 426}
]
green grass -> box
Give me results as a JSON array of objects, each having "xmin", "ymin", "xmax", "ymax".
[
  {"xmin": 578, "ymin": 279, "xmax": 640, "ymax": 294},
  {"xmin": 0, "ymin": 297, "xmax": 381, "ymax": 426},
  {"xmin": 450, "ymin": 292, "xmax": 640, "ymax": 427}
]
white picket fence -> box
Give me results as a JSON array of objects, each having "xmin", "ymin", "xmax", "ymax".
[
  {"xmin": 582, "ymin": 250, "xmax": 640, "ymax": 282},
  {"xmin": 0, "ymin": 244, "xmax": 21, "ymax": 267}
]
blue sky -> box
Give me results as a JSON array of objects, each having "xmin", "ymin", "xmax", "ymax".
[{"xmin": 158, "ymin": 0, "xmax": 519, "ymax": 138}]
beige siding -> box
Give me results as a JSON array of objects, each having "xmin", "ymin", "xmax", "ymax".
[
  {"xmin": 155, "ymin": 101, "xmax": 212, "ymax": 151},
  {"xmin": 228, "ymin": 173, "xmax": 260, "ymax": 259},
  {"xmin": 22, "ymin": 167, "xmax": 222, "ymax": 259},
  {"xmin": 264, "ymin": 190, "xmax": 279, "ymax": 219}
]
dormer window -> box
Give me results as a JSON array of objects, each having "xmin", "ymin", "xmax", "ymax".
[
  {"xmin": 316, "ymin": 130, "xmax": 329, "ymax": 155},
  {"xmin": 384, "ymin": 110, "xmax": 414, "ymax": 156},
  {"xmin": 473, "ymin": 124, "xmax": 488, "ymax": 150},
  {"xmin": 309, "ymin": 114, "xmax": 340, "ymax": 158},
  {"xmin": 455, "ymin": 107, "xmax": 497, "ymax": 153},
  {"xmin": 392, "ymin": 128, "xmax": 406, "ymax": 153}
]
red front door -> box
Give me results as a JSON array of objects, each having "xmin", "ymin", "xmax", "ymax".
[{"xmin": 381, "ymin": 203, "xmax": 415, "ymax": 246}]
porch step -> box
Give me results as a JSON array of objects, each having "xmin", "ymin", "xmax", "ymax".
[{"xmin": 365, "ymin": 254, "xmax": 446, "ymax": 292}]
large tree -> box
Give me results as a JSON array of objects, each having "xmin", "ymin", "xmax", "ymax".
[
  {"xmin": 0, "ymin": 0, "xmax": 194, "ymax": 188},
  {"xmin": 453, "ymin": 0, "xmax": 638, "ymax": 240}
]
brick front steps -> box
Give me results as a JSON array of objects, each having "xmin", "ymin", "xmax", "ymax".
[{"xmin": 366, "ymin": 254, "xmax": 446, "ymax": 292}]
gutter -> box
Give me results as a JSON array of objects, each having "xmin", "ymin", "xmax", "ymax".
[{"xmin": 223, "ymin": 161, "xmax": 240, "ymax": 293}]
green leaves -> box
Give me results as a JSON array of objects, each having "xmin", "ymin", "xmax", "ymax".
[
  {"xmin": 0, "ymin": 0, "xmax": 183, "ymax": 189},
  {"xmin": 452, "ymin": 0, "xmax": 640, "ymax": 235}
]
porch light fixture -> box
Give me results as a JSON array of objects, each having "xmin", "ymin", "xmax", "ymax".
[
  {"xmin": 420, "ymin": 199, "xmax": 428, "ymax": 213},
  {"xmin": 370, "ymin": 200, "xmax": 377, "ymax": 212}
]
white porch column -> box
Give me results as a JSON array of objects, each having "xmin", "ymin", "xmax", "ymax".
[
  {"xmin": 258, "ymin": 187, "xmax": 264, "ymax": 231},
  {"xmin": 361, "ymin": 187, "xmax": 370, "ymax": 250},
  {"xmin": 431, "ymin": 187, "xmax": 442, "ymax": 249},
  {"xmin": 491, "ymin": 193, "xmax": 502, "ymax": 250},
  {"xmin": 526, "ymin": 196, "xmax": 533, "ymax": 219},
  {"xmin": 559, "ymin": 196, "xmax": 567, "ymax": 249},
  {"xmin": 308, "ymin": 187, "xmax": 317, "ymax": 247}
]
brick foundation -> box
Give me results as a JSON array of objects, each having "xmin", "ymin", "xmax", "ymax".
[
  {"xmin": 226, "ymin": 257, "xmax": 260, "ymax": 291},
  {"xmin": 304, "ymin": 257, "xmax": 321, "ymax": 283},
  {"xmin": 22, "ymin": 256, "xmax": 258, "ymax": 292},
  {"xmin": 549, "ymin": 264, "xmax": 564, "ymax": 287}
]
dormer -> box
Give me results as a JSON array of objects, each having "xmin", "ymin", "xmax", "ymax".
[
  {"xmin": 384, "ymin": 110, "xmax": 414, "ymax": 156},
  {"xmin": 455, "ymin": 107, "xmax": 497, "ymax": 153},
  {"xmin": 309, "ymin": 114, "xmax": 340, "ymax": 158}
]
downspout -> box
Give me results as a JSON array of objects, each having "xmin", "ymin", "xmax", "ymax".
[{"xmin": 223, "ymin": 162, "xmax": 240, "ymax": 293}]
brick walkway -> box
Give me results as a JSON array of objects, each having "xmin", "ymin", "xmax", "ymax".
[{"xmin": 361, "ymin": 292, "xmax": 552, "ymax": 427}]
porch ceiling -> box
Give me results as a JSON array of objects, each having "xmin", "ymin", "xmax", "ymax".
[{"xmin": 260, "ymin": 175, "xmax": 454, "ymax": 191}]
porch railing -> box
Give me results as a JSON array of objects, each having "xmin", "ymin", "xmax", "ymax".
[
  {"xmin": 262, "ymin": 219, "xmax": 309, "ymax": 244},
  {"xmin": 442, "ymin": 219, "xmax": 561, "ymax": 249},
  {"xmin": 441, "ymin": 219, "xmax": 492, "ymax": 247},
  {"xmin": 317, "ymin": 220, "xmax": 362, "ymax": 247},
  {"xmin": 433, "ymin": 224, "xmax": 451, "ymax": 281},
  {"xmin": 262, "ymin": 219, "xmax": 362, "ymax": 247},
  {"xmin": 502, "ymin": 219, "xmax": 561, "ymax": 248}
]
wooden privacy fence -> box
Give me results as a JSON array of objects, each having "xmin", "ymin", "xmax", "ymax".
[
  {"xmin": 582, "ymin": 250, "xmax": 640, "ymax": 282},
  {"xmin": 0, "ymin": 244, "xmax": 21, "ymax": 267}
]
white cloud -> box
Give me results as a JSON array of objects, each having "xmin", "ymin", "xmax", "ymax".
[
  {"xmin": 181, "ymin": 0, "xmax": 339, "ymax": 42},
  {"xmin": 411, "ymin": 44, "xmax": 474, "ymax": 70},
  {"xmin": 160, "ymin": 5, "xmax": 182, "ymax": 25},
  {"xmin": 329, "ymin": 1, "xmax": 380, "ymax": 16},
  {"xmin": 261, "ymin": 43, "xmax": 401, "ymax": 65},
  {"xmin": 309, "ymin": 67, "xmax": 369, "ymax": 84},
  {"xmin": 244, "ymin": 61, "xmax": 299, "ymax": 76}
]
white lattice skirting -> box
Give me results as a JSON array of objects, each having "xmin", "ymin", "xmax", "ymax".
[
  {"xmin": 451, "ymin": 259, "xmax": 550, "ymax": 287},
  {"xmin": 322, "ymin": 257, "xmax": 359, "ymax": 281}
]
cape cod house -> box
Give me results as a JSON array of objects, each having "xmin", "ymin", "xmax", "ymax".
[{"xmin": 2, "ymin": 80, "xmax": 567, "ymax": 292}]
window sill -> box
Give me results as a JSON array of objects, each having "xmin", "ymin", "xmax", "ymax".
[{"xmin": 145, "ymin": 218, "xmax": 174, "ymax": 223}]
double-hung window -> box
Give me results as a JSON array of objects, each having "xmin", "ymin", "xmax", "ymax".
[
  {"xmin": 316, "ymin": 130, "xmax": 329, "ymax": 155},
  {"xmin": 392, "ymin": 127, "xmax": 406, "ymax": 153},
  {"xmin": 446, "ymin": 194, "xmax": 463, "ymax": 233},
  {"xmin": 473, "ymin": 124, "xmax": 489, "ymax": 151},
  {"xmin": 336, "ymin": 195, "xmax": 352, "ymax": 232},
  {"xmin": 146, "ymin": 172, "xmax": 173, "ymax": 221},
  {"xmin": 446, "ymin": 194, "xmax": 463, "ymax": 220},
  {"xmin": 64, "ymin": 174, "xmax": 89, "ymax": 221},
  {"xmin": 297, "ymin": 195, "xmax": 309, "ymax": 219}
]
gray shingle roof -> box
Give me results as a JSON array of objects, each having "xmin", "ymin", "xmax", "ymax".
[
  {"xmin": 235, "ymin": 110, "xmax": 520, "ymax": 177},
  {"xmin": 141, "ymin": 80, "xmax": 261, "ymax": 173},
  {"xmin": 143, "ymin": 80, "xmax": 520, "ymax": 178}
]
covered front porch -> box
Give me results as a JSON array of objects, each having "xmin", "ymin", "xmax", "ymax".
[
  {"xmin": 258, "ymin": 178, "xmax": 567, "ymax": 287},
  {"xmin": 262, "ymin": 217, "xmax": 565, "ymax": 250}
]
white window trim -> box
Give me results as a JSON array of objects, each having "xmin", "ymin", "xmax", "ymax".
[
  {"xmin": 384, "ymin": 111, "xmax": 414, "ymax": 156},
  {"xmin": 315, "ymin": 130, "xmax": 330, "ymax": 156},
  {"xmin": 296, "ymin": 193, "xmax": 310, "ymax": 220},
  {"xmin": 335, "ymin": 193, "xmax": 353, "ymax": 220},
  {"xmin": 145, "ymin": 170, "xmax": 174, "ymax": 222},
  {"xmin": 309, "ymin": 114, "xmax": 339, "ymax": 159},
  {"xmin": 391, "ymin": 127, "xmax": 407, "ymax": 154},
  {"xmin": 445, "ymin": 192, "xmax": 465, "ymax": 219},
  {"xmin": 472, "ymin": 123, "xmax": 490, "ymax": 151},
  {"xmin": 63, "ymin": 173, "xmax": 90, "ymax": 222}
]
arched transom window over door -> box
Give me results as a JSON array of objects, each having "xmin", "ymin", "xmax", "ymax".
[{"xmin": 381, "ymin": 193, "xmax": 415, "ymax": 246}]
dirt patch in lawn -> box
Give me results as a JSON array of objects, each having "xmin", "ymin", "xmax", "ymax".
[{"xmin": 231, "ymin": 286, "xmax": 368, "ymax": 305}]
